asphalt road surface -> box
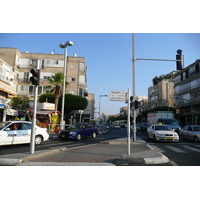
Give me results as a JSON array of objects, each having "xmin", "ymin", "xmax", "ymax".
[{"xmin": 138, "ymin": 130, "xmax": 200, "ymax": 166}]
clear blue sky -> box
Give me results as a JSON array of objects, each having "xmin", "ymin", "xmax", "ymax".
[{"xmin": 0, "ymin": 33, "xmax": 200, "ymax": 115}]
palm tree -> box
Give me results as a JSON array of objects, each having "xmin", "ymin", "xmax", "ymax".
[{"xmin": 45, "ymin": 73, "xmax": 69, "ymax": 111}]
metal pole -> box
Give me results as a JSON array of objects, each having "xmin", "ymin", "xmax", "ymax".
[
  {"xmin": 61, "ymin": 46, "xmax": 67, "ymax": 130},
  {"xmin": 132, "ymin": 33, "xmax": 136, "ymax": 141},
  {"xmin": 30, "ymin": 60, "xmax": 39, "ymax": 154},
  {"xmin": 127, "ymin": 89, "xmax": 130, "ymax": 155},
  {"xmin": 99, "ymin": 95, "xmax": 101, "ymax": 123}
]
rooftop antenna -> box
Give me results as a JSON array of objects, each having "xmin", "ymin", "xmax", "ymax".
[{"xmin": 74, "ymin": 42, "xmax": 80, "ymax": 56}]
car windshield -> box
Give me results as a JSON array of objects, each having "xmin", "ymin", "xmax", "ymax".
[
  {"xmin": 67, "ymin": 124, "xmax": 82, "ymax": 129},
  {"xmin": 163, "ymin": 119, "xmax": 178, "ymax": 125},
  {"xmin": 193, "ymin": 126, "xmax": 200, "ymax": 131},
  {"xmin": 0, "ymin": 121, "xmax": 11, "ymax": 130},
  {"xmin": 155, "ymin": 125, "xmax": 170, "ymax": 130}
]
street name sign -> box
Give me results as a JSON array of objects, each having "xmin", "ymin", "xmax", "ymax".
[{"xmin": 109, "ymin": 91, "xmax": 125, "ymax": 101}]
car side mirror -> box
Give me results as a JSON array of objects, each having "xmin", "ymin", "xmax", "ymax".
[{"xmin": 5, "ymin": 128, "xmax": 11, "ymax": 131}]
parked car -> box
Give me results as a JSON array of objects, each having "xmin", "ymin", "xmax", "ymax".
[
  {"xmin": 157, "ymin": 118, "xmax": 181, "ymax": 133},
  {"xmin": 0, "ymin": 121, "xmax": 49, "ymax": 146},
  {"xmin": 147, "ymin": 124, "xmax": 179, "ymax": 142},
  {"xmin": 140, "ymin": 122, "xmax": 148, "ymax": 131},
  {"xmin": 112, "ymin": 124, "xmax": 121, "ymax": 129},
  {"xmin": 179, "ymin": 125, "xmax": 200, "ymax": 142},
  {"xmin": 59, "ymin": 123, "xmax": 98, "ymax": 140}
]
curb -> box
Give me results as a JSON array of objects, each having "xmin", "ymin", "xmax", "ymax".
[
  {"xmin": 114, "ymin": 152, "xmax": 170, "ymax": 166},
  {"xmin": 0, "ymin": 158, "xmax": 23, "ymax": 166}
]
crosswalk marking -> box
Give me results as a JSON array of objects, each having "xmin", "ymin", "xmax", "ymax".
[
  {"xmin": 181, "ymin": 145, "xmax": 200, "ymax": 153},
  {"xmin": 150, "ymin": 144, "xmax": 200, "ymax": 154},
  {"xmin": 165, "ymin": 145, "xmax": 187, "ymax": 153}
]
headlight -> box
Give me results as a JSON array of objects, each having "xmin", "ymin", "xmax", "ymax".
[
  {"xmin": 174, "ymin": 133, "xmax": 178, "ymax": 137},
  {"xmin": 158, "ymin": 133, "xmax": 163, "ymax": 136},
  {"xmin": 69, "ymin": 132, "xmax": 76, "ymax": 135}
]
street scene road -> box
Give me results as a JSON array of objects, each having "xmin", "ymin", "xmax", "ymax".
[{"xmin": 1, "ymin": 128, "xmax": 200, "ymax": 166}]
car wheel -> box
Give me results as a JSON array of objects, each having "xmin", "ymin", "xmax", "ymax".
[
  {"xmin": 194, "ymin": 136, "xmax": 199, "ymax": 143},
  {"xmin": 35, "ymin": 135, "xmax": 43, "ymax": 145},
  {"xmin": 76, "ymin": 133, "xmax": 81, "ymax": 140},
  {"xmin": 92, "ymin": 132, "xmax": 97, "ymax": 138},
  {"xmin": 147, "ymin": 133, "xmax": 150, "ymax": 140}
]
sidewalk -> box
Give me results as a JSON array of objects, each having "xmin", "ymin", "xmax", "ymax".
[{"xmin": 0, "ymin": 136, "xmax": 170, "ymax": 166}]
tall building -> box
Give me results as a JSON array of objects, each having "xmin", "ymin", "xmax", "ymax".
[
  {"xmin": 0, "ymin": 47, "xmax": 95, "ymax": 122},
  {"xmin": 148, "ymin": 72, "xmax": 176, "ymax": 110},
  {"xmin": 0, "ymin": 58, "xmax": 17, "ymax": 121},
  {"xmin": 174, "ymin": 59, "xmax": 200, "ymax": 126}
]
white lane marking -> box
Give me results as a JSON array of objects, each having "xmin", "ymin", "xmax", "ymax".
[
  {"xmin": 165, "ymin": 145, "xmax": 187, "ymax": 153},
  {"xmin": 182, "ymin": 145, "xmax": 200, "ymax": 153}
]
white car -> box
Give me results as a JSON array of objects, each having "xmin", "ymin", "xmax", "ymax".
[
  {"xmin": 112, "ymin": 124, "xmax": 121, "ymax": 129},
  {"xmin": 0, "ymin": 121, "xmax": 49, "ymax": 146},
  {"xmin": 179, "ymin": 125, "xmax": 200, "ymax": 142},
  {"xmin": 147, "ymin": 124, "xmax": 179, "ymax": 142}
]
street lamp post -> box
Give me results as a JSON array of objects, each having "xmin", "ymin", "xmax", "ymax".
[
  {"xmin": 99, "ymin": 95, "xmax": 108, "ymax": 123},
  {"xmin": 59, "ymin": 41, "xmax": 73, "ymax": 130}
]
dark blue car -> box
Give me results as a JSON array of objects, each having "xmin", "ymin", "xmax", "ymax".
[{"xmin": 59, "ymin": 123, "xmax": 98, "ymax": 140}]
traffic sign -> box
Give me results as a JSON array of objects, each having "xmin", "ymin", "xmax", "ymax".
[{"xmin": 109, "ymin": 91, "xmax": 125, "ymax": 101}]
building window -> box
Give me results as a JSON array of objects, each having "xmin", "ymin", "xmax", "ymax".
[
  {"xmin": 29, "ymin": 86, "xmax": 34, "ymax": 95},
  {"xmin": 44, "ymin": 76, "xmax": 51, "ymax": 80},
  {"xmin": 71, "ymin": 64, "xmax": 76, "ymax": 69},
  {"xmin": 54, "ymin": 60, "xmax": 59, "ymax": 65},
  {"xmin": 79, "ymin": 88, "xmax": 83, "ymax": 97},
  {"xmin": 47, "ymin": 60, "xmax": 51, "ymax": 65},
  {"xmin": 80, "ymin": 63, "xmax": 85, "ymax": 71},
  {"xmin": 70, "ymin": 78, "xmax": 76, "ymax": 82}
]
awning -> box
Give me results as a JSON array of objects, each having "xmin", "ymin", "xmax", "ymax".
[
  {"xmin": 0, "ymin": 104, "xmax": 6, "ymax": 109},
  {"xmin": 6, "ymin": 109, "xmax": 18, "ymax": 116}
]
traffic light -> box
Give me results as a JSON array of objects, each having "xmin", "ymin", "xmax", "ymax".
[
  {"xmin": 176, "ymin": 49, "xmax": 184, "ymax": 70},
  {"xmin": 30, "ymin": 69, "xmax": 40, "ymax": 85},
  {"xmin": 134, "ymin": 100, "xmax": 139, "ymax": 109}
]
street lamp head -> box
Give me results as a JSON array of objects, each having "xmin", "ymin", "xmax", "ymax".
[
  {"xmin": 66, "ymin": 41, "xmax": 73, "ymax": 46},
  {"xmin": 100, "ymin": 95, "xmax": 108, "ymax": 97},
  {"xmin": 59, "ymin": 41, "xmax": 73, "ymax": 49},
  {"xmin": 59, "ymin": 43, "xmax": 66, "ymax": 48}
]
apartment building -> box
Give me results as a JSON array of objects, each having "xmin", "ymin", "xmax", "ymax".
[
  {"xmin": 0, "ymin": 47, "xmax": 95, "ymax": 121},
  {"xmin": 174, "ymin": 59, "xmax": 200, "ymax": 126},
  {"xmin": 0, "ymin": 58, "xmax": 18, "ymax": 121},
  {"xmin": 148, "ymin": 72, "xmax": 176, "ymax": 110}
]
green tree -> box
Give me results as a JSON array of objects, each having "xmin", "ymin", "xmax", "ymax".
[
  {"xmin": 39, "ymin": 93, "xmax": 88, "ymax": 114},
  {"xmin": 8, "ymin": 96, "xmax": 30, "ymax": 109},
  {"xmin": 58, "ymin": 94, "xmax": 88, "ymax": 114},
  {"xmin": 45, "ymin": 73, "xmax": 69, "ymax": 111}
]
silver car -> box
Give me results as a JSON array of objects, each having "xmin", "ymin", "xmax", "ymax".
[
  {"xmin": 147, "ymin": 124, "xmax": 179, "ymax": 142},
  {"xmin": 179, "ymin": 125, "xmax": 200, "ymax": 142}
]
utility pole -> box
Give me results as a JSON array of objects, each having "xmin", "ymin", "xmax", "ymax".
[{"xmin": 132, "ymin": 33, "xmax": 137, "ymax": 141}]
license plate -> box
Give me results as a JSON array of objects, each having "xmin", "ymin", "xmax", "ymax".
[
  {"xmin": 61, "ymin": 135, "xmax": 65, "ymax": 138},
  {"xmin": 166, "ymin": 137, "xmax": 173, "ymax": 139}
]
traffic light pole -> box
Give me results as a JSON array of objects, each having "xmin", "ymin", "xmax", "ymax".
[{"xmin": 30, "ymin": 60, "xmax": 40, "ymax": 154}]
